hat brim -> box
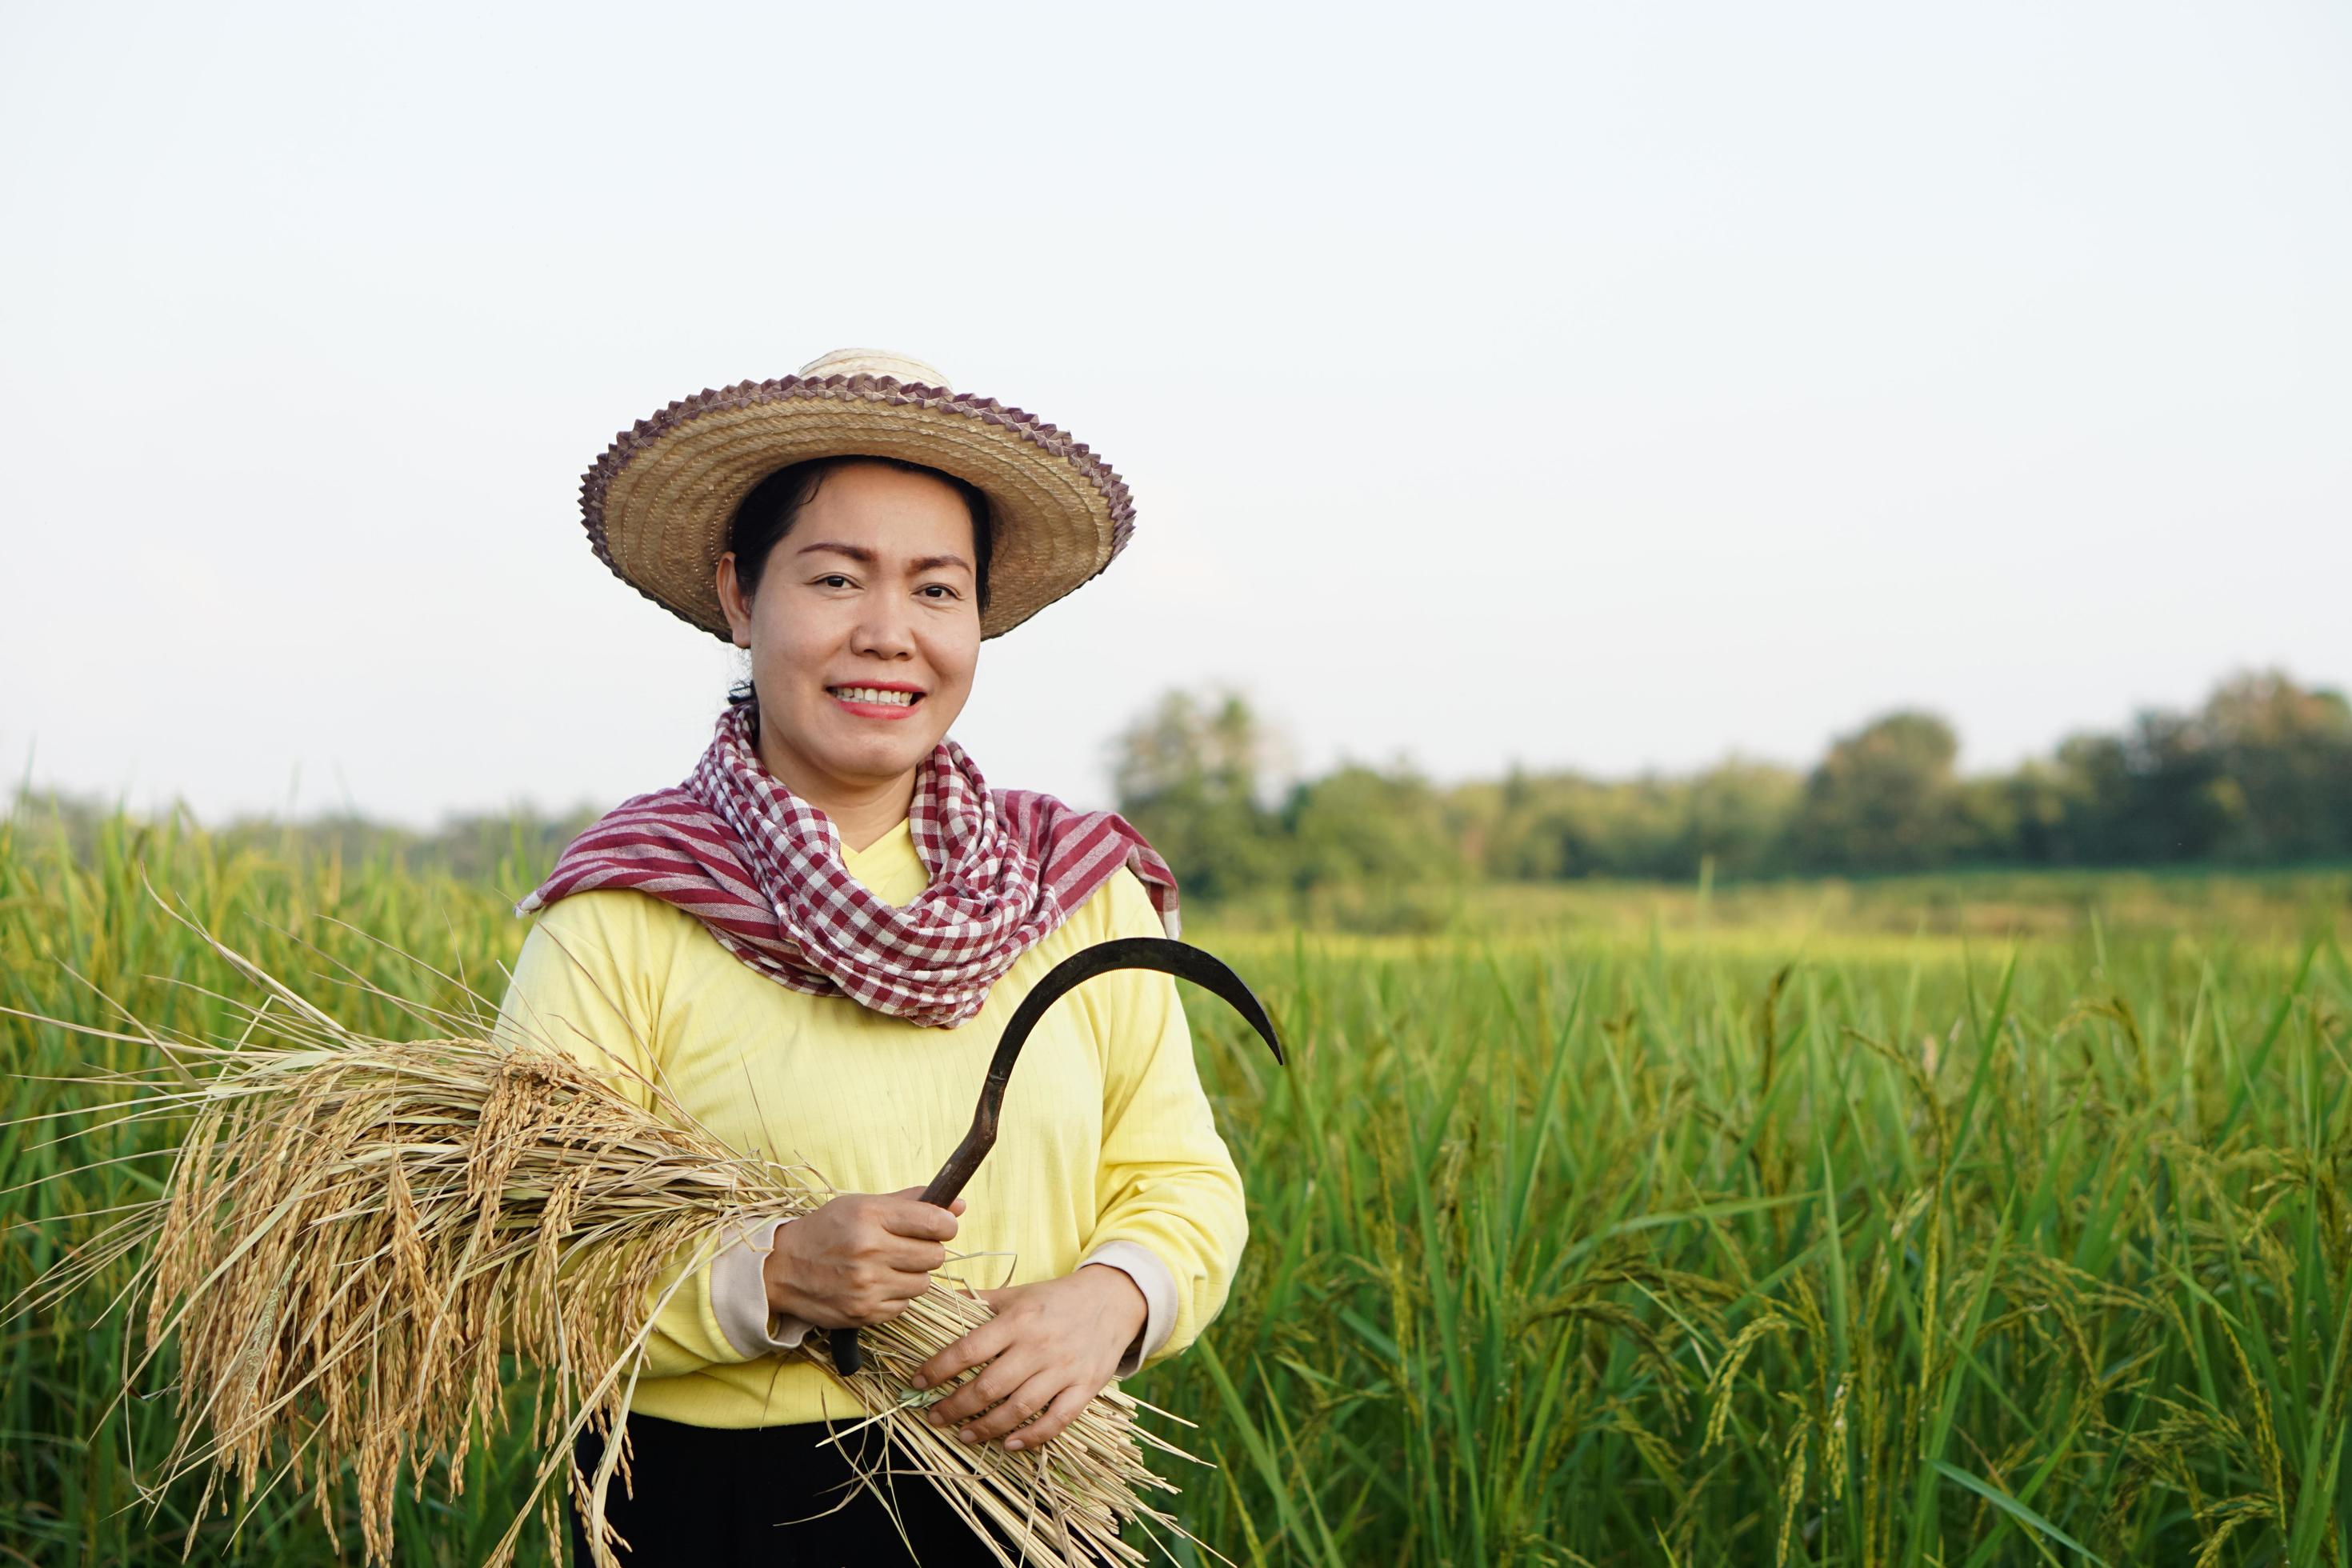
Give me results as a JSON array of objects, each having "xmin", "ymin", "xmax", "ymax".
[{"xmin": 583, "ymin": 374, "xmax": 1134, "ymax": 640}]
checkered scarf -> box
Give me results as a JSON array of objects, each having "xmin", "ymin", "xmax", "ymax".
[{"xmin": 514, "ymin": 700, "xmax": 1179, "ymax": 1028}]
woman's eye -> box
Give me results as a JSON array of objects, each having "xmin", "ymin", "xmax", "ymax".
[
  {"xmin": 816, "ymin": 574, "xmax": 853, "ymax": 589},
  {"xmin": 921, "ymin": 584, "xmax": 960, "ymax": 600}
]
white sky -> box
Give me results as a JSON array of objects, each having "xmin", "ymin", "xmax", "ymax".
[{"xmin": 4, "ymin": 1, "xmax": 2347, "ymax": 827}]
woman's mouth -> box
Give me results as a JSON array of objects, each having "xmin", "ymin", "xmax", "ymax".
[{"xmin": 828, "ymin": 685, "xmax": 925, "ymax": 718}]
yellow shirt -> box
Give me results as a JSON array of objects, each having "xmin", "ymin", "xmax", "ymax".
[{"xmin": 489, "ymin": 817, "xmax": 1247, "ymax": 1429}]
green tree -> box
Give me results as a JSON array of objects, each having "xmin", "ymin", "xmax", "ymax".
[
  {"xmin": 1995, "ymin": 758, "xmax": 2088, "ymax": 865},
  {"xmin": 1785, "ymin": 711, "xmax": 1965, "ymax": 873},
  {"xmin": 1679, "ymin": 759, "xmax": 1802, "ymax": 878},
  {"xmin": 1282, "ymin": 764, "xmax": 1459, "ymax": 890},
  {"xmin": 1107, "ymin": 689, "xmax": 1288, "ymax": 900},
  {"xmin": 2198, "ymin": 670, "xmax": 2352, "ymax": 861}
]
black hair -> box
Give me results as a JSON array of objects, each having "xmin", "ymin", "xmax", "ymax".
[{"xmin": 723, "ymin": 456, "xmax": 993, "ymax": 707}]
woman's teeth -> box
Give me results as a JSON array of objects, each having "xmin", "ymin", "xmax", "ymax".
[{"xmin": 832, "ymin": 686, "xmax": 918, "ymax": 707}]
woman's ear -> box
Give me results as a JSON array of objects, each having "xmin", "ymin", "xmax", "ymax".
[{"xmin": 714, "ymin": 552, "xmax": 754, "ymax": 649}]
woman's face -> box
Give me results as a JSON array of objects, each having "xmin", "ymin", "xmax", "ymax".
[{"xmin": 715, "ymin": 461, "xmax": 982, "ymax": 802}]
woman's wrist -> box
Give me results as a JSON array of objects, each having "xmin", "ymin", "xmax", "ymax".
[
  {"xmin": 761, "ymin": 1236, "xmax": 799, "ymax": 1317},
  {"xmin": 1076, "ymin": 1261, "xmax": 1150, "ymax": 1346},
  {"xmin": 710, "ymin": 1218, "xmax": 807, "ymax": 1360},
  {"xmin": 1076, "ymin": 1242, "xmax": 1177, "ymax": 1372}
]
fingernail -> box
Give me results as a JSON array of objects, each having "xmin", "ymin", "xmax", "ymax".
[
  {"xmin": 958, "ymin": 1429, "xmax": 978, "ymax": 1443},
  {"xmin": 909, "ymin": 1375, "xmax": 927, "ymax": 1390},
  {"xmin": 1005, "ymin": 1438, "xmax": 1023, "ymax": 1451}
]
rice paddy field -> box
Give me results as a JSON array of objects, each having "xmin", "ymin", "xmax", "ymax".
[{"xmin": 2, "ymin": 808, "xmax": 2348, "ymax": 1565}]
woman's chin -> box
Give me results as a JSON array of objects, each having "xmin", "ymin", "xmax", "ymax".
[{"xmin": 812, "ymin": 733, "xmax": 941, "ymax": 785}]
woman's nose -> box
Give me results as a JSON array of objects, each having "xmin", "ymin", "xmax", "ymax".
[{"xmin": 850, "ymin": 601, "xmax": 918, "ymax": 658}]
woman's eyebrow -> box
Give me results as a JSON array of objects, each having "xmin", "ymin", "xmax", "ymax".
[
  {"xmin": 794, "ymin": 540, "xmax": 875, "ymax": 563},
  {"xmin": 793, "ymin": 542, "xmax": 969, "ymax": 574}
]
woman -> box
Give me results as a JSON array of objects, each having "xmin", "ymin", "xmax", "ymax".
[{"xmin": 491, "ymin": 350, "xmax": 1247, "ymax": 1564}]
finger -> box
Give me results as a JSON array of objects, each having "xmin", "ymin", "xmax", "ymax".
[
  {"xmin": 874, "ymin": 1266, "xmax": 937, "ymax": 1303},
  {"xmin": 857, "ymin": 1292, "xmax": 914, "ymax": 1327},
  {"xmin": 1004, "ymin": 1382, "xmax": 1093, "ymax": 1454},
  {"xmin": 971, "ymin": 1280, "xmax": 1042, "ymax": 1314},
  {"xmin": 961, "ymin": 1370, "xmax": 1064, "ymax": 1446},
  {"xmin": 876, "ymin": 1198, "xmax": 959, "ymax": 1242},
  {"xmin": 882, "ymin": 1186, "xmax": 966, "ymax": 1217},
  {"xmin": 874, "ymin": 1235, "xmax": 950, "ymax": 1274},
  {"xmin": 926, "ymin": 1347, "xmax": 1035, "ymax": 1429},
  {"xmin": 926, "ymin": 1350, "xmax": 1027, "ymax": 1427},
  {"xmin": 912, "ymin": 1318, "xmax": 1010, "ymax": 1394}
]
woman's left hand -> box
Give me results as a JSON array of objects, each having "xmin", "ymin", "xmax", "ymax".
[{"xmin": 909, "ymin": 1265, "xmax": 1147, "ymax": 1451}]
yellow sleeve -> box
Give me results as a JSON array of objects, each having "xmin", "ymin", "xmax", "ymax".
[
  {"xmin": 489, "ymin": 890, "xmax": 762, "ymax": 1380},
  {"xmin": 1073, "ymin": 870, "xmax": 1250, "ymax": 1369}
]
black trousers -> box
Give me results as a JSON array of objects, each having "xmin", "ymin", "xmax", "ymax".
[{"xmin": 565, "ymin": 1410, "xmax": 1069, "ymax": 1566}]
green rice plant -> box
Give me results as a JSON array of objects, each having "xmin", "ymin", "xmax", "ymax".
[
  {"xmin": 3, "ymin": 801, "xmax": 2346, "ymax": 1564},
  {"xmin": 2, "ymin": 830, "xmax": 1192, "ymax": 1568}
]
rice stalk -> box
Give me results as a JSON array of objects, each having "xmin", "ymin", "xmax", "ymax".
[{"xmin": 4, "ymin": 901, "xmax": 1208, "ymax": 1568}]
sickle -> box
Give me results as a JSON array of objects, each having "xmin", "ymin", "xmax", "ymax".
[{"xmin": 829, "ymin": 937, "xmax": 1284, "ymax": 1377}]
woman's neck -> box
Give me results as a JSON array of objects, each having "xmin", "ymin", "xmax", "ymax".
[
  {"xmin": 753, "ymin": 718, "xmax": 917, "ymax": 854},
  {"xmin": 810, "ymin": 778, "xmax": 919, "ymax": 854}
]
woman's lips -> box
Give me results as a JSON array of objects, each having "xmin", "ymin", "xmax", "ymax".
[{"xmin": 828, "ymin": 684, "xmax": 925, "ymax": 720}]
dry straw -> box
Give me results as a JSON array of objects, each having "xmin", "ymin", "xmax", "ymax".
[{"xmin": 6, "ymin": 892, "xmax": 1210, "ymax": 1567}]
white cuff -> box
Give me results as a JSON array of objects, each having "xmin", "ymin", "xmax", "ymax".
[
  {"xmin": 716, "ymin": 1225, "xmax": 1178, "ymax": 1376},
  {"xmin": 1078, "ymin": 1240, "xmax": 1178, "ymax": 1377},
  {"xmin": 710, "ymin": 1217, "xmax": 816, "ymax": 1360}
]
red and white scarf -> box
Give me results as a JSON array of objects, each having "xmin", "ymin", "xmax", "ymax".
[{"xmin": 515, "ymin": 701, "xmax": 1179, "ymax": 1028}]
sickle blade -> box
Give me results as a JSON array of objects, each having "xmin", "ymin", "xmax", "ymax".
[
  {"xmin": 828, "ymin": 937, "xmax": 1283, "ymax": 1378},
  {"xmin": 995, "ymin": 937, "xmax": 1286, "ymax": 1070}
]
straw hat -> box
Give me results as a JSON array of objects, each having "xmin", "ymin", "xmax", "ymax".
[{"xmin": 578, "ymin": 349, "xmax": 1134, "ymax": 640}]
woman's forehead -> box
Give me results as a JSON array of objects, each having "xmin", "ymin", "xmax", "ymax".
[
  {"xmin": 804, "ymin": 459, "xmax": 970, "ymax": 514},
  {"xmin": 794, "ymin": 464, "xmax": 981, "ymax": 561}
]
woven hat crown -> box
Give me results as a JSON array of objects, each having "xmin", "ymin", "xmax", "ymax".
[{"xmin": 795, "ymin": 347, "xmax": 951, "ymax": 386}]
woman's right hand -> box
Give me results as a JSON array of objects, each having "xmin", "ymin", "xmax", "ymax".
[{"xmin": 762, "ymin": 1187, "xmax": 966, "ymax": 1330}]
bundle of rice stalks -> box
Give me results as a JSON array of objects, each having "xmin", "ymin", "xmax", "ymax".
[{"xmin": 6, "ymin": 906, "xmax": 1207, "ymax": 1567}]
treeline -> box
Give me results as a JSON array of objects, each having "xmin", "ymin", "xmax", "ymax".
[
  {"xmin": 1111, "ymin": 670, "xmax": 2352, "ymax": 899},
  {"xmin": 3, "ymin": 793, "xmax": 604, "ymax": 890},
  {"xmin": 13, "ymin": 670, "xmax": 2346, "ymax": 902}
]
